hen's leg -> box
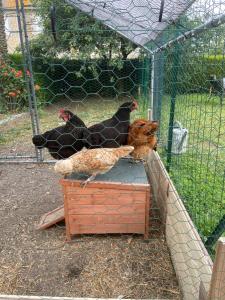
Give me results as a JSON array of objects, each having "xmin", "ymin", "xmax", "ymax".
[{"xmin": 80, "ymin": 173, "xmax": 97, "ymax": 188}]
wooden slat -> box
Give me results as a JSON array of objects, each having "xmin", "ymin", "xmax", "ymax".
[
  {"xmin": 62, "ymin": 177, "xmax": 150, "ymax": 239},
  {"xmin": 146, "ymin": 152, "xmax": 168, "ymax": 225},
  {"xmin": 69, "ymin": 223, "xmax": 145, "ymax": 235},
  {"xmin": 147, "ymin": 151, "xmax": 213, "ymax": 300},
  {"xmin": 69, "ymin": 214, "xmax": 145, "ymax": 225},
  {"xmin": 208, "ymin": 237, "xmax": 225, "ymax": 299},
  {"xmin": 63, "ymin": 186, "xmax": 72, "ymax": 241},
  {"xmin": 67, "ymin": 188, "xmax": 132, "ymax": 195},
  {"xmin": 67, "ymin": 192, "xmax": 146, "ymax": 205},
  {"xmin": 68, "ymin": 204, "xmax": 145, "ymax": 215},
  {"xmin": 60, "ymin": 179, "xmax": 149, "ymax": 191}
]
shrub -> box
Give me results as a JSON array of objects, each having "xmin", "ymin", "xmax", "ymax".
[
  {"xmin": 0, "ymin": 58, "xmax": 29, "ymax": 112},
  {"xmin": 0, "ymin": 55, "xmax": 43, "ymax": 112},
  {"xmin": 9, "ymin": 53, "xmax": 148, "ymax": 108},
  {"xmin": 31, "ymin": 57, "xmax": 146, "ymax": 104}
]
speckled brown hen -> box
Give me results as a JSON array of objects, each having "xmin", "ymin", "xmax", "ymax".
[
  {"xmin": 128, "ymin": 119, "xmax": 158, "ymax": 160},
  {"xmin": 54, "ymin": 146, "xmax": 134, "ymax": 186}
]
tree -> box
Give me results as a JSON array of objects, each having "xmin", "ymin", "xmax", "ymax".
[
  {"xmin": 0, "ymin": 0, "xmax": 8, "ymax": 58},
  {"xmin": 30, "ymin": 0, "xmax": 136, "ymax": 60}
]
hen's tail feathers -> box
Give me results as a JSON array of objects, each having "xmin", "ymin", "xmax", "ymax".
[
  {"xmin": 114, "ymin": 146, "xmax": 134, "ymax": 158},
  {"xmin": 54, "ymin": 158, "xmax": 73, "ymax": 176}
]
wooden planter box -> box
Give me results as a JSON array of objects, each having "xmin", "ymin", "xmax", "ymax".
[{"xmin": 60, "ymin": 159, "xmax": 150, "ymax": 241}]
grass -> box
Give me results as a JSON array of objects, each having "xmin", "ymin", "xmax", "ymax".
[
  {"xmin": 0, "ymin": 115, "xmax": 32, "ymax": 146},
  {"xmin": 0, "ymin": 97, "xmax": 148, "ymax": 146},
  {"xmin": 159, "ymin": 93, "xmax": 225, "ymax": 240}
]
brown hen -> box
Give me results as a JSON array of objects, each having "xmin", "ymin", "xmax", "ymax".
[
  {"xmin": 54, "ymin": 146, "xmax": 134, "ymax": 186},
  {"xmin": 128, "ymin": 119, "xmax": 158, "ymax": 160}
]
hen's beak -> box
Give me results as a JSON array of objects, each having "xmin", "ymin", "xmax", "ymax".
[{"xmin": 59, "ymin": 109, "xmax": 70, "ymax": 122}]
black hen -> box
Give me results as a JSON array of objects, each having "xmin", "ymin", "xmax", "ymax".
[
  {"xmin": 83, "ymin": 101, "xmax": 138, "ymax": 148},
  {"xmin": 32, "ymin": 109, "xmax": 87, "ymax": 159}
]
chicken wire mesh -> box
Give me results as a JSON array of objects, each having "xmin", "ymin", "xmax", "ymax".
[
  {"xmin": 153, "ymin": 0, "xmax": 225, "ymax": 250},
  {"xmin": 0, "ymin": 0, "xmax": 225, "ymax": 299}
]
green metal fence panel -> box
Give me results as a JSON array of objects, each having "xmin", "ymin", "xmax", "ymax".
[{"xmin": 157, "ymin": 13, "xmax": 225, "ymax": 249}]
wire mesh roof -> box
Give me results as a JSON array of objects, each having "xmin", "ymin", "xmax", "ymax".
[{"xmin": 67, "ymin": 0, "xmax": 194, "ymax": 47}]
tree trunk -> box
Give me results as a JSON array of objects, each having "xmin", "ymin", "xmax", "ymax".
[{"xmin": 0, "ymin": 0, "xmax": 8, "ymax": 58}]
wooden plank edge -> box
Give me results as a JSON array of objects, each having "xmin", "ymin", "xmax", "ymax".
[
  {"xmin": 36, "ymin": 205, "xmax": 64, "ymax": 230},
  {"xmin": 147, "ymin": 151, "xmax": 213, "ymax": 299},
  {"xmin": 63, "ymin": 185, "xmax": 72, "ymax": 242},
  {"xmin": 148, "ymin": 151, "xmax": 213, "ymax": 265},
  {"xmin": 59, "ymin": 179, "xmax": 150, "ymax": 191},
  {"xmin": 208, "ymin": 237, "xmax": 225, "ymax": 299},
  {"xmin": 0, "ymin": 297, "xmax": 167, "ymax": 300}
]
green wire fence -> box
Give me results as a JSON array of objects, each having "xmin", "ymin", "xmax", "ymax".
[
  {"xmin": 1, "ymin": 0, "xmax": 225, "ymax": 255},
  {"xmin": 154, "ymin": 19, "xmax": 225, "ymax": 253}
]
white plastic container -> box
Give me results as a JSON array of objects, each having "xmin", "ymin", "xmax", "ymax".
[{"xmin": 171, "ymin": 121, "xmax": 188, "ymax": 154}]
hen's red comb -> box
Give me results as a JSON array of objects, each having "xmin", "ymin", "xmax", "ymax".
[{"xmin": 59, "ymin": 108, "xmax": 65, "ymax": 114}]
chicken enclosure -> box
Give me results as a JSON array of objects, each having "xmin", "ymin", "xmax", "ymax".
[{"xmin": 1, "ymin": 0, "xmax": 225, "ymax": 299}]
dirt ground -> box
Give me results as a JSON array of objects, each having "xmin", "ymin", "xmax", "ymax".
[
  {"xmin": 0, "ymin": 109, "xmax": 182, "ymax": 299},
  {"xmin": 0, "ymin": 162, "xmax": 181, "ymax": 299}
]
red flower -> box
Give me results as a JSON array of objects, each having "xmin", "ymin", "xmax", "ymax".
[
  {"xmin": 26, "ymin": 70, "xmax": 31, "ymax": 76},
  {"xmin": 15, "ymin": 70, "xmax": 23, "ymax": 78},
  {"xmin": 8, "ymin": 91, "xmax": 17, "ymax": 97}
]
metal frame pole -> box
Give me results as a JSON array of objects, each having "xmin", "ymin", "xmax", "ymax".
[
  {"xmin": 153, "ymin": 14, "xmax": 225, "ymax": 54},
  {"xmin": 152, "ymin": 51, "xmax": 165, "ymax": 122},
  {"xmin": 15, "ymin": 0, "xmax": 39, "ymax": 162},
  {"xmin": 149, "ymin": 54, "xmax": 155, "ymax": 120},
  {"xmin": 0, "ymin": 159, "xmax": 56, "ymax": 164},
  {"xmin": 156, "ymin": 51, "xmax": 164, "ymax": 125},
  {"xmin": 142, "ymin": 53, "xmax": 151, "ymax": 118},
  {"xmin": 17, "ymin": 0, "xmax": 43, "ymax": 162},
  {"xmin": 166, "ymin": 42, "xmax": 180, "ymax": 171}
]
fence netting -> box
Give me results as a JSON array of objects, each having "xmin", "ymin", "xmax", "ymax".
[{"xmin": 0, "ymin": 0, "xmax": 225, "ymax": 299}]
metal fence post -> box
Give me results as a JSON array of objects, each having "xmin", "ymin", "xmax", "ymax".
[
  {"xmin": 166, "ymin": 42, "xmax": 180, "ymax": 171},
  {"xmin": 17, "ymin": 0, "xmax": 43, "ymax": 162},
  {"xmin": 152, "ymin": 50, "xmax": 165, "ymax": 139},
  {"xmin": 205, "ymin": 214, "xmax": 225, "ymax": 255}
]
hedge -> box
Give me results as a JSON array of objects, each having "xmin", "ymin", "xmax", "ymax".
[
  {"xmin": 32, "ymin": 57, "xmax": 147, "ymax": 102},
  {"xmin": 9, "ymin": 53, "xmax": 225, "ymax": 106},
  {"xmin": 164, "ymin": 54, "xmax": 225, "ymax": 94}
]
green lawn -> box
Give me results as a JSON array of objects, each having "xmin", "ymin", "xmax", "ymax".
[
  {"xmin": 0, "ymin": 97, "xmax": 148, "ymax": 145},
  {"xmin": 159, "ymin": 93, "xmax": 225, "ymax": 240}
]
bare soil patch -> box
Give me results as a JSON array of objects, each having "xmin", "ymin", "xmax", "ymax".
[{"xmin": 0, "ymin": 161, "xmax": 181, "ymax": 299}]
